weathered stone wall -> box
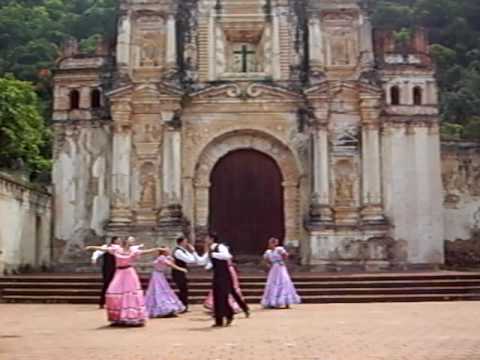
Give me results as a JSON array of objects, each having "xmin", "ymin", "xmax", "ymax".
[
  {"xmin": 52, "ymin": 122, "xmax": 111, "ymax": 264},
  {"xmin": 442, "ymin": 142, "xmax": 480, "ymax": 266},
  {"xmin": 382, "ymin": 124, "xmax": 444, "ymax": 265},
  {"xmin": 0, "ymin": 172, "xmax": 52, "ymax": 274}
]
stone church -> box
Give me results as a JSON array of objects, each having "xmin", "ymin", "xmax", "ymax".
[{"xmin": 51, "ymin": 0, "xmax": 445, "ymax": 270}]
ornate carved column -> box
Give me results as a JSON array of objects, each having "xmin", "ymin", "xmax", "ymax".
[
  {"xmin": 271, "ymin": 9, "xmax": 282, "ymax": 81},
  {"xmin": 308, "ymin": 15, "xmax": 324, "ymax": 74},
  {"xmin": 208, "ymin": 9, "xmax": 217, "ymax": 81},
  {"xmin": 116, "ymin": 13, "xmax": 131, "ymax": 75},
  {"xmin": 159, "ymin": 112, "xmax": 183, "ymax": 224},
  {"xmin": 306, "ymin": 84, "xmax": 332, "ymax": 226},
  {"xmin": 110, "ymin": 102, "xmax": 133, "ymax": 226},
  {"xmin": 359, "ymin": 88, "xmax": 386, "ymax": 224},
  {"xmin": 283, "ymin": 181, "xmax": 300, "ymax": 245},
  {"xmin": 165, "ymin": 14, "xmax": 177, "ymax": 70},
  {"xmin": 310, "ymin": 122, "xmax": 333, "ymax": 224}
]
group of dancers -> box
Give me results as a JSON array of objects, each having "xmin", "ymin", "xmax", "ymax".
[{"xmin": 86, "ymin": 234, "xmax": 301, "ymax": 327}]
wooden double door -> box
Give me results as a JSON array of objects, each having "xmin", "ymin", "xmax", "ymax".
[{"xmin": 208, "ymin": 149, "xmax": 285, "ymax": 255}]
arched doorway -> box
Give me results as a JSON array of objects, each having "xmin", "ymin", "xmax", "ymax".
[{"xmin": 208, "ymin": 149, "xmax": 285, "ymax": 255}]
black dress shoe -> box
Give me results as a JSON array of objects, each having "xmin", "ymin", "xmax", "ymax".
[
  {"xmin": 226, "ymin": 318, "xmax": 233, "ymax": 326},
  {"xmin": 212, "ymin": 323, "xmax": 223, "ymax": 328},
  {"xmin": 245, "ymin": 310, "xmax": 250, "ymax": 318}
]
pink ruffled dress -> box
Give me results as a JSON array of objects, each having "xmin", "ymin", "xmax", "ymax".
[{"xmin": 105, "ymin": 247, "xmax": 147, "ymax": 326}]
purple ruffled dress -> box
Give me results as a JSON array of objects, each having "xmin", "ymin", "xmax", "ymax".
[
  {"xmin": 261, "ymin": 246, "xmax": 301, "ymax": 308},
  {"xmin": 145, "ymin": 255, "xmax": 186, "ymax": 317}
]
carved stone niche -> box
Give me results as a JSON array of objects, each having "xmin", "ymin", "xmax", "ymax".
[
  {"xmin": 334, "ymin": 159, "xmax": 356, "ymax": 206},
  {"xmin": 333, "ymin": 157, "xmax": 360, "ymax": 225},
  {"xmin": 322, "ymin": 11, "xmax": 359, "ymax": 69},
  {"xmin": 132, "ymin": 13, "xmax": 167, "ymax": 79},
  {"xmin": 138, "ymin": 161, "xmax": 157, "ymax": 209}
]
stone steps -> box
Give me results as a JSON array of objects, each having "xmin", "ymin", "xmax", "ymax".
[
  {"xmin": 3, "ymin": 293, "xmax": 480, "ymax": 305},
  {"xmin": 4, "ymin": 286, "xmax": 480, "ymax": 297},
  {"xmin": 2, "ymin": 271, "xmax": 480, "ymax": 304},
  {"xmin": 3, "ymin": 279, "xmax": 480, "ymax": 289}
]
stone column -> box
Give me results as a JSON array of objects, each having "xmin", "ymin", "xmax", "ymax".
[
  {"xmin": 79, "ymin": 87, "xmax": 91, "ymax": 109},
  {"xmin": 159, "ymin": 113, "xmax": 183, "ymax": 223},
  {"xmin": 165, "ymin": 14, "xmax": 177, "ymax": 69},
  {"xmin": 208, "ymin": 10, "xmax": 217, "ymax": 81},
  {"xmin": 283, "ymin": 181, "xmax": 300, "ymax": 245},
  {"xmin": 271, "ymin": 9, "xmax": 282, "ymax": 81},
  {"xmin": 308, "ymin": 15, "xmax": 324, "ymax": 74},
  {"xmin": 359, "ymin": 92, "xmax": 386, "ymax": 224},
  {"xmin": 110, "ymin": 103, "xmax": 133, "ymax": 225},
  {"xmin": 310, "ymin": 123, "xmax": 333, "ymax": 223},
  {"xmin": 358, "ymin": 12, "xmax": 375, "ymax": 68},
  {"xmin": 116, "ymin": 14, "xmax": 131, "ymax": 75}
]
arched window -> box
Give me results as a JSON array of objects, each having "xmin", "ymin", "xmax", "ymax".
[
  {"xmin": 413, "ymin": 86, "xmax": 423, "ymax": 105},
  {"xmin": 69, "ymin": 89, "xmax": 80, "ymax": 110},
  {"xmin": 390, "ymin": 86, "xmax": 401, "ymax": 105},
  {"xmin": 91, "ymin": 89, "xmax": 102, "ymax": 108}
]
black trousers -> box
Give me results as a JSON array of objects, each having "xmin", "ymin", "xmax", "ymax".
[
  {"xmin": 231, "ymin": 287, "xmax": 249, "ymax": 315},
  {"xmin": 213, "ymin": 276, "xmax": 234, "ymax": 326},
  {"xmin": 100, "ymin": 265, "xmax": 115, "ymax": 307},
  {"xmin": 172, "ymin": 270, "xmax": 189, "ymax": 309}
]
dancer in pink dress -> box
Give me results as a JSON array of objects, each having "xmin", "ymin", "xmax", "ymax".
[
  {"xmin": 86, "ymin": 238, "xmax": 164, "ymax": 326},
  {"xmin": 261, "ymin": 237, "xmax": 301, "ymax": 309},
  {"xmin": 145, "ymin": 249, "xmax": 187, "ymax": 318},
  {"xmin": 203, "ymin": 260, "xmax": 243, "ymax": 314}
]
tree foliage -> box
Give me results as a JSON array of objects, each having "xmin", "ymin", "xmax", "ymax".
[
  {"xmin": 371, "ymin": 0, "xmax": 480, "ymax": 140},
  {"xmin": 0, "ymin": 0, "xmax": 117, "ymax": 173},
  {"xmin": 0, "ymin": 75, "xmax": 51, "ymax": 172}
]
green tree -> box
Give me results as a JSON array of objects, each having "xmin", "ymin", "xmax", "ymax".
[
  {"xmin": 371, "ymin": 0, "xmax": 480, "ymax": 141},
  {"xmin": 0, "ymin": 75, "xmax": 51, "ymax": 172}
]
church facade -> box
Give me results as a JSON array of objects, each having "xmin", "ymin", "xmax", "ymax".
[{"xmin": 52, "ymin": 0, "xmax": 445, "ymax": 269}]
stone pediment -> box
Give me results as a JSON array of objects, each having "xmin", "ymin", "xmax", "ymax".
[
  {"xmin": 358, "ymin": 81, "xmax": 383, "ymax": 98},
  {"xmin": 304, "ymin": 81, "xmax": 330, "ymax": 99},
  {"xmin": 107, "ymin": 82, "xmax": 183, "ymax": 102},
  {"xmin": 190, "ymin": 82, "xmax": 303, "ymax": 103},
  {"xmin": 330, "ymin": 81, "xmax": 358, "ymax": 97}
]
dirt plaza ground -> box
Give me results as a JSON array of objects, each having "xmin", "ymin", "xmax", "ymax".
[{"xmin": 1, "ymin": 302, "xmax": 480, "ymax": 360}]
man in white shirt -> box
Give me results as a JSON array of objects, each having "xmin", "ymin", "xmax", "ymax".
[
  {"xmin": 172, "ymin": 236, "xmax": 201, "ymax": 312},
  {"xmin": 197, "ymin": 233, "xmax": 237, "ymax": 327},
  {"xmin": 91, "ymin": 236, "xmax": 119, "ymax": 308}
]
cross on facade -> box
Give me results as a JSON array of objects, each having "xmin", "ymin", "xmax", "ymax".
[{"xmin": 234, "ymin": 44, "xmax": 256, "ymax": 73}]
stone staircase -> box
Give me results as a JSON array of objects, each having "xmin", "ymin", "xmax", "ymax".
[{"xmin": 2, "ymin": 271, "xmax": 480, "ymax": 304}]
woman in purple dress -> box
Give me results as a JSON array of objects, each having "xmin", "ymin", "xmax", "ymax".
[
  {"xmin": 261, "ymin": 237, "xmax": 301, "ymax": 309},
  {"xmin": 145, "ymin": 248, "xmax": 187, "ymax": 318}
]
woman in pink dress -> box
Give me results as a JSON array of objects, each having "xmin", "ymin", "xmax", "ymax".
[
  {"xmin": 145, "ymin": 248, "xmax": 187, "ymax": 318},
  {"xmin": 203, "ymin": 260, "xmax": 243, "ymax": 314},
  {"xmin": 86, "ymin": 238, "xmax": 164, "ymax": 326},
  {"xmin": 261, "ymin": 237, "xmax": 301, "ymax": 309}
]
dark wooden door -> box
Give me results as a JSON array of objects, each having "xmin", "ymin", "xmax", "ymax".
[{"xmin": 209, "ymin": 149, "xmax": 285, "ymax": 255}]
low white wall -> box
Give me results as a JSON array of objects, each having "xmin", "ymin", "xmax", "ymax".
[{"xmin": 0, "ymin": 172, "xmax": 52, "ymax": 274}]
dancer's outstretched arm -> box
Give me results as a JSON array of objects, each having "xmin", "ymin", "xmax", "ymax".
[
  {"xmin": 85, "ymin": 246, "xmax": 107, "ymax": 251},
  {"xmin": 138, "ymin": 247, "xmax": 167, "ymax": 255},
  {"xmin": 165, "ymin": 259, "xmax": 188, "ymax": 273}
]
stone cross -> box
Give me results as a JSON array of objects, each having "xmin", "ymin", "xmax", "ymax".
[{"xmin": 234, "ymin": 44, "xmax": 256, "ymax": 73}]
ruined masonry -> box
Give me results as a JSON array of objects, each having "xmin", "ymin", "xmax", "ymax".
[{"xmin": 52, "ymin": 0, "xmax": 457, "ymax": 270}]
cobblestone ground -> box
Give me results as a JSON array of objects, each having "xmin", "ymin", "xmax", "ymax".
[{"xmin": 1, "ymin": 302, "xmax": 480, "ymax": 360}]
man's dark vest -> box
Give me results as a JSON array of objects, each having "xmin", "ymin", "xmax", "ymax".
[
  {"xmin": 173, "ymin": 246, "xmax": 188, "ymax": 269},
  {"xmin": 210, "ymin": 244, "xmax": 230, "ymax": 277}
]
